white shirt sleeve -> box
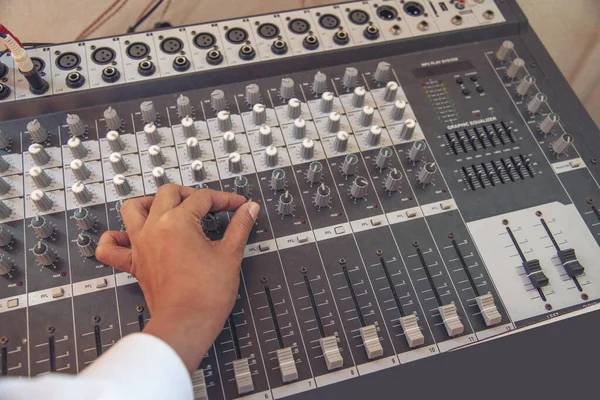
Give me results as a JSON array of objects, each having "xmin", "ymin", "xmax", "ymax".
[{"xmin": 0, "ymin": 333, "xmax": 193, "ymax": 400}]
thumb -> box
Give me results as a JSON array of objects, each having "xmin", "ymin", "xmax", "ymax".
[
  {"xmin": 221, "ymin": 201, "xmax": 260, "ymax": 255},
  {"xmin": 96, "ymin": 231, "xmax": 133, "ymax": 274}
]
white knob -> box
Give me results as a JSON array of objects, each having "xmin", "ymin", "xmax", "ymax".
[
  {"xmin": 0, "ymin": 130, "xmax": 10, "ymax": 149},
  {"xmin": 539, "ymin": 113, "xmax": 560, "ymax": 135},
  {"xmin": 287, "ymin": 98, "xmax": 302, "ymax": 119},
  {"xmin": 358, "ymin": 106, "xmax": 374, "ymax": 127},
  {"xmin": 210, "ymin": 89, "xmax": 227, "ymax": 111},
  {"xmin": 140, "ymin": 101, "xmax": 157, "ymax": 124},
  {"xmin": 506, "ymin": 58, "xmax": 524, "ymax": 79},
  {"xmin": 373, "ymin": 61, "xmax": 391, "ymax": 83},
  {"xmin": 74, "ymin": 207, "xmax": 95, "ymax": 231},
  {"xmin": 104, "ymin": 107, "xmax": 122, "ymax": 130},
  {"xmin": 68, "ymin": 136, "xmax": 88, "ymax": 159},
  {"xmin": 552, "ymin": 133, "xmax": 574, "ymax": 155},
  {"xmin": 152, "ymin": 167, "xmax": 169, "ymax": 187},
  {"xmin": 496, "ymin": 40, "xmax": 514, "ymax": 61},
  {"xmin": 66, "ymin": 114, "xmax": 86, "ymax": 137},
  {"xmin": 72, "ymin": 181, "xmax": 93, "ymax": 204},
  {"xmin": 306, "ymin": 161, "xmax": 323, "ymax": 184},
  {"xmin": 279, "ymin": 78, "xmax": 295, "ymax": 99},
  {"xmin": 350, "ymin": 176, "xmax": 369, "ymax": 199},
  {"xmin": 228, "ymin": 152, "xmax": 243, "ymax": 174},
  {"xmin": 270, "ymin": 168, "xmax": 286, "ymax": 191},
  {"xmin": 0, "ymin": 156, "xmax": 9, "ymax": 173},
  {"xmin": 334, "ymin": 131, "xmax": 349, "ymax": 152},
  {"xmin": 277, "ymin": 191, "xmax": 294, "ymax": 215},
  {"xmin": 390, "ymin": 100, "xmax": 406, "ymax": 120},
  {"xmin": 176, "ymin": 94, "xmax": 193, "ymax": 118},
  {"xmin": 113, "ymin": 174, "xmax": 132, "ymax": 196},
  {"xmin": 0, "ymin": 225, "xmax": 12, "ymax": 247},
  {"xmin": 327, "ymin": 112, "xmax": 341, "ymax": 133},
  {"xmin": 384, "ymin": 168, "xmax": 402, "ymax": 192},
  {"xmin": 0, "ymin": 200, "xmax": 12, "ymax": 219},
  {"xmin": 292, "ymin": 118, "xmax": 306, "ymax": 139},
  {"xmin": 342, "ymin": 67, "xmax": 359, "ymax": 88},
  {"xmin": 352, "ymin": 87, "xmax": 366, "ymax": 108},
  {"xmin": 222, "ymin": 131, "xmax": 237, "ymax": 153},
  {"xmin": 264, "ymin": 145, "xmax": 278, "ymax": 167},
  {"xmin": 32, "ymin": 241, "xmax": 56, "ymax": 266},
  {"xmin": 399, "ymin": 119, "xmax": 416, "ymax": 140},
  {"xmin": 527, "ymin": 92, "xmax": 547, "ymax": 114},
  {"xmin": 0, "ymin": 177, "xmax": 10, "ymax": 195},
  {"xmin": 27, "ymin": 119, "xmax": 48, "ymax": 143},
  {"xmin": 366, "ymin": 125, "xmax": 382, "ymax": 146},
  {"xmin": 0, "ymin": 255, "xmax": 12, "ymax": 275},
  {"xmin": 31, "ymin": 189, "xmax": 53, "ymax": 212},
  {"xmin": 408, "ymin": 140, "xmax": 426, "ymax": 162},
  {"xmin": 109, "ymin": 152, "xmax": 128, "ymax": 173},
  {"xmin": 252, "ymin": 103, "xmax": 267, "ymax": 125},
  {"xmin": 148, "ymin": 145, "xmax": 165, "ymax": 167},
  {"xmin": 259, "ymin": 125, "xmax": 273, "ymax": 146},
  {"xmin": 31, "ymin": 215, "xmax": 53, "ymax": 238},
  {"xmin": 516, "ymin": 75, "xmax": 536, "ymax": 96},
  {"xmin": 300, "ymin": 138, "xmax": 314, "ymax": 160},
  {"xmin": 77, "ymin": 234, "xmax": 96, "ymax": 257},
  {"xmin": 186, "ymin": 137, "xmax": 201, "ymax": 160},
  {"xmin": 107, "ymin": 130, "xmax": 125, "ymax": 152},
  {"xmin": 29, "ymin": 143, "xmax": 50, "ymax": 166},
  {"xmin": 29, "ymin": 166, "xmax": 51, "ymax": 188},
  {"xmin": 181, "ymin": 116, "xmax": 197, "ymax": 138},
  {"xmin": 217, "ymin": 110, "xmax": 232, "ymax": 132},
  {"xmin": 342, "ymin": 153, "xmax": 358, "ymax": 176},
  {"xmin": 313, "ymin": 183, "xmax": 331, "ymax": 208},
  {"xmin": 383, "ymin": 81, "xmax": 399, "ymax": 102},
  {"xmin": 144, "ymin": 122, "xmax": 161, "ymax": 145},
  {"xmin": 191, "ymin": 160, "xmax": 205, "ymax": 181},
  {"xmin": 320, "ymin": 92, "xmax": 335, "ymax": 113},
  {"xmin": 245, "ymin": 83, "xmax": 261, "ymax": 106},
  {"xmin": 417, "ymin": 162, "xmax": 436, "ymax": 185},
  {"xmin": 375, "ymin": 146, "xmax": 393, "ymax": 169},
  {"xmin": 312, "ymin": 71, "xmax": 327, "ymax": 95}
]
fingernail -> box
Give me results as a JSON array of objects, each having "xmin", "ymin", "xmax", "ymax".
[{"xmin": 248, "ymin": 202, "xmax": 260, "ymax": 220}]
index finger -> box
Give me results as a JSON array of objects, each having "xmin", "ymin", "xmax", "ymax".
[{"xmin": 178, "ymin": 189, "xmax": 246, "ymax": 220}]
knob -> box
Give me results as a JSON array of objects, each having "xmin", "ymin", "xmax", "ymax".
[
  {"xmin": 292, "ymin": 118, "xmax": 306, "ymax": 139},
  {"xmin": 201, "ymin": 212, "xmax": 219, "ymax": 232},
  {"xmin": 245, "ymin": 83, "xmax": 261, "ymax": 105},
  {"xmin": 383, "ymin": 81, "xmax": 399, "ymax": 102},
  {"xmin": 0, "ymin": 130, "xmax": 9, "ymax": 149},
  {"xmin": 186, "ymin": 137, "xmax": 201, "ymax": 160},
  {"xmin": 77, "ymin": 234, "xmax": 96, "ymax": 257},
  {"xmin": 115, "ymin": 200, "xmax": 123, "ymax": 221},
  {"xmin": 279, "ymin": 78, "xmax": 295, "ymax": 99},
  {"xmin": 72, "ymin": 181, "xmax": 93, "ymax": 204},
  {"xmin": 287, "ymin": 98, "xmax": 302, "ymax": 119},
  {"xmin": 264, "ymin": 145, "xmax": 278, "ymax": 167},
  {"xmin": 342, "ymin": 67, "xmax": 359, "ymax": 89},
  {"xmin": 366, "ymin": 125, "xmax": 381, "ymax": 146},
  {"xmin": 0, "ymin": 156, "xmax": 9, "ymax": 173},
  {"xmin": 29, "ymin": 166, "xmax": 51, "ymax": 188},
  {"xmin": 539, "ymin": 113, "xmax": 560, "ymax": 135},
  {"xmin": 306, "ymin": 161, "xmax": 323, "ymax": 184},
  {"xmin": 107, "ymin": 130, "xmax": 125, "ymax": 152},
  {"xmin": 312, "ymin": 71, "xmax": 327, "ymax": 95},
  {"xmin": 358, "ymin": 106, "xmax": 374, "ymax": 127},
  {"xmin": 31, "ymin": 189, "xmax": 53, "ymax": 212},
  {"xmin": 252, "ymin": 103, "xmax": 267, "ymax": 125},
  {"xmin": 351, "ymin": 86, "xmax": 366, "ymax": 108},
  {"xmin": 516, "ymin": 75, "xmax": 536, "ymax": 96},
  {"xmin": 527, "ymin": 92, "xmax": 547, "ymax": 114},
  {"xmin": 506, "ymin": 58, "xmax": 524, "ymax": 79},
  {"xmin": 228, "ymin": 152, "xmax": 243, "ymax": 174},
  {"xmin": 31, "ymin": 215, "xmax": 53, "ymax": 238},
  {"xmin": 384, "ymin": 168, "xmax": 402, "ymax": 192},
  {"xmin": 66, "ymin": 114, "xmax": 86, "ymax": 137},
  {"xmin": 313, "ymin": 183, "xmax": 331, "ymax": 208},
  {"xmin": 176, "ymin": 94, "xmax": 192, "ymax": 118},
  {"xmin": 222, "ymin": 131, "xmax": 237, "ymax": 153},
  {"xmin": 29, "ymin": 144, "xmax": 50, "ymax": 166},
  {"xmin": 210, "ymin": 89, "xmax": 227, "ymax": 111},
  {"xmin": 300, "ymin": 138, "xmax": 314, "ymax": 159},
  {"xmin": 152, "ymin": 167, "xmax": 169, "ymax": 187},
  {"xmin": 0, "ymin": 254, "xmax": 12, "ymax": 275},
  {"xmin": 259, "ymin": 125, "xmax": 273, "ymax": 146},
  {"xmin": 375, "ymin": 147, "xmax": 393, "ymax": 169},
  {"xmin": 74, "ymin": 207, "xmax": 95, "ymax": 230},
  {"xmin": 417, "ymin": 162, "xmax": 437, "ymax": 185},
  {"xmin": 270, "ymin": 168, "xmax": 286, "ymax": 191},
  {"xmin": 140, "ymin": 101, "xmax": 157, "ymax": 123},
  {"xmin": 390, "ymin": 100, "xmax": 406, "ymax": 121},
  {"xmin": 148, "ymin": 145, "xmax": 165, "ymax": 167},
  {"xmin": 144, "ymin": 122, "xmax": 161, "ymax": 145},
  {"xmin": 113, "ymin": 174, "xmax": 132, "ymax": 196},
  {"xmin": 342, "ymin": 154, "xmax": 358, "ymax": 176},
  {"xmin": 32, "ymin": 241, "xmax": 56, "ymax": 266},
  {"xmin": 68, "ymin": 136, "xmax": 88, "ymax": 159},
  {"xmin": 327, "ymin": 112, "xmax": 341, "ymax": 133},
  {"xmin": 399, "ymin": 119, "xmax": 416, "ymax": 140},
  {"xmin": 277, "ymin": 191, "xmax": 294, "ymax": 215},
  {"xmin": 234, "ymin": 175, "xmax": 250, "ymax": 197},
  {"xmin": 496, "ymin": 40, "xmax": 514, "ymax": 61},
  {"xmin": 217, "ymin": 110, "xmax": 232, "ymax": 132},
  {"xmin": 110, "ymin": 152, "xmax": 128, "ymax": 173},
  {"xmin": 350, "ymin": 176, "xmax": 369, "ymax": 199},
  {"xmin": 408, "ymin": 140, "xmax": 426, "ymax": 163},
  {"xmin": 0, "ymin": 225, "xmax": 12, "ymax": 247},
  {"xmin": 552, "ymin": 133, "xmax": 574, "ymax": 155},
  {"xmin": 373, "ymin": 61, "xmax": 391, "ymax": 84},
  {"xmin": 0, "ymin": 177, "xmax": 10, "ymax": 195},
  {"xmin": 181, "ymin": 116, "xmax": 197, "ymax": 138},
  {"xmin": 104, "ymin": 107, "xmax": 122, "ymax": 130},
  {"xmin": 0, "ymin": 201, "xmax": 11, "ymax": 219},
  {"xmin": 27, "ymin": 119, "xmax": 48, "ymax": 143},
  {"xmin": 191, "ymin": 160, "xmax": 205, "ymax": 181},
  {"xmin": 320, "ymin": 92, "xmax": 334, "ymax": 113},
  {"xmin": 334, "ymin": 131, "xmax": 349, "ymax": 152}
]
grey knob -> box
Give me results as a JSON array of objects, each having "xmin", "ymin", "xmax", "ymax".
[
  {"xmin": 417, "ymin": 162, "xmax": 437, "ymax": 185},
  {"xmin": 313, "ymin": 183, "xmax": 331, "ymax": 208},
  {"xmin": 217, "ymin": 111, "xmax": 232, "ymax": 132},
  {"xmin": 31, "ymin": 189, "xmax": 53, "ymax": 212},
  {"xmin": 399, "ymin": 119, "xmax": 416, "ymax": 141},
  {"xmin": 527, "ymin": 92, "xmax": 547, "ymax": 114},
  {"xmin": 539, "ymin": 113, "xmax": 560, "ymax": 135},
  {"xmin": 384, "ymin": 168, "xmax": 402, "ymax": 192},
  {"xmin": 0, "ymin": 201, "xmax": 11, "ymax": 219},
  {"xmin": 390, "ymin": 100, "xmax": 407, "ymax": 121},
  {"xmin": 245, "ymin": 84, "xmax": 261, "ymax": 106},
  {"xmin": 110, "ymin": 152, "xmax": 128, "ymax": 173},
  {"xmin": 72, "ymin": 181, "xmax": 93, "ymax": 204},
  {"xmin": 383, "ymin": 81, "xmax": 399, "ymax": 102},
  {"xmin": 144, "ymin": 122, "xmax": 161, "ymax": 145},
  {"xmin": 228, "ymin": 152, "xmax": 243, "ymax": 174},
  {"xmin": 222, "ymin": 131, "xmax": 237, "ymax": 153},
  {"xmin": 496, "ymin": 40, "xmax": 514, "ymax": 61},
  {"xmin": 516, "ymin": 75, "xmax": 536, "ymax": 96},
  {"xmin": 552, "ymin": 133, "xmax": 574, "ymax": 155},
  {"xmin": 210, "ymin": 90, "xmax": 227, "ymax": 111},
  {"xmin": 32, "ymin": 241, "xmax": 56, "ymax": 266},
  {"xmin": 234, "ymin": 175, "xmax": 250, "ymax": 197},
  {"xmin": 374, "ymin": 61, "xmax": 391, "ymax": 83},
  {"xmin": 66, "ymin": 114, "xmax": 86, "ymax": 137},
  {"xmin": 350, "ymin": 176, "xmax": 369, "ymax": 199},
  {"xmin": 258, "ymin": 125, "xmax": 273, "ymax": 146},
  {"xmin": 277, "ymin": 191, "xmax": 294, "ymax": 215},
  {"xmin": 506, "ymin": 58, "xmax": 524, "ymax": 79},
  {"xmin": 327, "ymin": 112, "xmax": 341, "ymax": 133},
  {"xmin": 366, "ymin": 125, "xmax": 382, "ymax": 146},
  {"xmin": 29, "ymin": 144, "xmax": 50, "ymax": 166},
  {"xmin": 342, "ymin": 67, "xmax": 359, "ymax": 88},
  {"xmin": 292, "ymin": 118, "xmax": 306, "ymax": 139},
  {"xmin": 31, "ymin": 215, "xmax": 53, "ymax": 238},
  {"xmin": 270, "ymin": 168, "xmax": 286, "ymax": 191},
  {"xmin": 359, "ymin": 106, "xmax": 374, "ymax": 127},
  {"xmin": 287, "ymin": 98, "xmax": 302, "ymax": 119},
  {"xmin": 191, "ymin": 160, "xmax": 205, "ymax": 182},
  {"xmin": 408, "ymin": 140, "xmax": 426, "ymax": 162},
  {"xmin": 0, "ymin": 225, "xmax": 12, "ymax": 247},
  {"xmin": 312, "ymin": 71, "xmax": 327, "ymax": 95},
  {"xmin": 201, "ymin": 212, "xmax": 219, "ymax": 232},
  {"xmin": 115, "ymin": 200, "xmax": 123, "ymax": 221},
  {"xmin": 113, "ymin": 174, "xmax": 132, "ymax": 196},
  {"xmin": 176, "ymin": 94, "xmax": 192, "ymax": 118},
  {"xmin": 181, "ymin": 116, "xmax": 197, "ymax": 138},
  {"xmin": 306, "ymin": 161, "xmax": 323, "ymax": 184},
  {"xmin": 279, "ymin": 78, "xmax": 295, "ymax": 99},
  {"xmin": 107, "ymin": 130, "xmax": 125, "ymax": 152},
  {"xmin": 152, "ymin": 167, "xmax": 168, "ymax": 187},
  {"xmin": 300, "ymin": 138, "xmax": 314, "ymax": 159},
  {"xmin": 0, "ymin": 156, "xmax": 9, "ymax": 173},
  {"xmin": 375, "ymin": 147, "xmax": 393, "ymax": 169},
  {"xmin": 334, "ymin": 131, "xmax": 349, "ymax": 152},
  {"xmin": 264, "ymin": 145, "xmax": 278, "ymax": 167},
  {"xmin": 68, "ymin": 136, "xmax": 88, "ymax": 159},
  {"xmin": 320, "ymin": 92, "xmax": 335, "ymax": 113},
  {"xmin": 104, "ymin": 107, "xmax": 122, "ymax": 130},
  {"xmin": 27, "ymin": 119, "xmax": 48, "ymax": 143},
  {"xmin": 148, "ymin": 145, "xmax": 165, "ymax": 167},
  {"xmin": 74, "ymin": 207, "xmax": 95, "ymax": 231},
  {"xmin": 140, "ymin": 101, "xmax": 157, "ymax": 124},
  {"xmin": 352, "ymin": 86, "xmax": 366, "ymax": 108},
  {"xmin": 0, "ymin": 255, "xmax": 12, "ymax": 275},
  {"xmin": 29, "ymin": 166, "xmax": 51, "ymax": 188},
  {"xmin": 77, "ymin": 234, "xmax": 96, "ymax": 257},
  {"xmin": 0, "ymin": 130, "xmax": 10, "ymax": 149},
  {"xmin": 342, "ymin": 153, "xmax": 358, "ymax": 176},
  {"xmin": 186, "ymin": 137, "xmax": 201, "ymax": 160},
  {"xmin": 0, "ymin": 177, "xmax": 10, "ymax": 195},
  {"xmin": 252, "ymin": 103, "xmax": 267, "ymax": 125}
]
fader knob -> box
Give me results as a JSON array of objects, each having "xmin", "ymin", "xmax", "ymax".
[
  {"xmin": 191, "ymin": 160, "xmax": 205, "ymax": 182},
  {"xmin": 366, "ymin": 125, "xmax": 382, "ymax": 146},
  {"xmin": 72, "ymin": 181, "xmax": 93, "ymax": 204},
  {"xmin": 277, "ymin": 191, "xmax": 294, "ymax": 215},
  {"xmin": 373, "ymin": 61, "xmax": 391, "ymax": 83},
  {"xmin": 551, "ymin": 133, "xmax": 574, "ymax": 155},
  {"xmin": 107, "ymin": 130, "xmax": 125, "ymax": 152},
  {"xmin": 222, "ymin": 131, "xmax": 237, "ymax": 153},
  {"xmin": 252, "ymin": 103, "xmax": 267, "ymax": 125},
  {"xmin": 0, "ymin": 130, "xmax": 9, "ymax": 149},
  {"xmin": 390, "ymin": 100, "xmax": 406, "ymax": 121},
  {"xmin": 359, "ymin": 106, "xmax": 374, "ymax": 127},
  {"xmin": 334, "ymin": 131, "xmax": 349, "ymax": 152},
  {"xmin": 74, "ymin": 207, "xmax": 95, "ymax": 231},
  {"xmin": 217, "ymin": 111, "xmax": 232, "ymax": 132},
  {"xmin": 306, "ymin": 161, "xmax": 323, "ymax": 184},
  {"xmin": 201, "ymin": 213, "xmax": 219, "ymax": 232},
  {"xmin": 186, "ymin": 137, "xmax": 201, "ymax": 160},
  {"xmin": 312, "ymin": 71, "xmax": 327, "ymax": 95},
  {"xmin": 31, "ymin": 215, "xmax": 53, "ymax": 238},
  {"xmin": 342, "ymin": 153, "xmax": 358, "ymax": 176},
  {"xmin": 68, "ymin": 136, "xmax": 88, "ymax": 159},
  {"xmin": 320, "ymin": 92, "xmax": 335, "ymax": 113},
  {"xmin": 29, "ymin": 144, "xmax": 50, "ymax": 166},
  {"xmin": 516, "ymin": 75, "xmax": 536, "ymax": 96},
  {"xmin": 31, "ymin": 189, "xmax": 53, "ymax": 212},
  {"xmin": 264, "ymin": 145, "xmax": 278, "ymax": 167},
  {"xmin": 144, "ymin": 122, "xmax": 161, "ymax": 145},
  {"xmin": 27, "ymin": 119, "xmax": 48, "ymax": 143},
  {"xmin": 71, "ymin": 159, "xmax": 91, "ymax": 181},
  {"xmin": 66, "ymin": 114, "xmax": 86, "ymax": 137},
  {"xmin": 527, "ymin": 92, "xmax": 547, "ymax": 114},
  {"xmin": 287, "ymin": 98, "xmax": 302, "ymax": 119},
  {"xmin": 279, "ymin": 78, "xmax": 295, "ymax": 99},
  {"xmin": 0, "ymin": 256, "xmax": 12, "ymax": 275},
  {"xmin": 259, "ymin": 125, "xmax": 273, "ymax": 146},
  {"xmin": 381, "ymin": 80, "xmax": 398, "ymax": 102},
  {"xmin": 109, "ymin": 152, "xmax": 128, "ymax": 173},
  {"xmin": 327, "ymin": 112, "xmax": 341, "ymax": 133},
  {"xmin": 176, "ymin": 94, "xmax": 192, "ymax": 118},
  {"xmin": 0, "ymin": 156, "xmax": 9, "ymax": 173},
  {"xmin": 342, "ymin": 67, "xmax": 359, "ymax": 89},
  {"xmin": 104, "ymin": 107, "xmax": 122, "ymax": 130},
  {"xmin": 181, "ymin": 116, "xmax": 197, "ymax": 138},
  {"xmin": 113, "ymin": 174, "xmax": 132, "ymax": 196},
  {"xmin": 245, "ymin": 84, "xmax": 261, "ymax": 106},
  {"xmin": 270, "ymin": 168, "xmax": 286, "ymax": 191},
  {"xmin": 32, "ymin": 241, "xmax": 56, "ymax": 266},
  {"xmin": 29, "ymin": 166, "xmax": 51, "ymax": 188},
  {"xmin": 210, "ymin": 89, "xmax": 227, "ymax": 111},
  {"xmin": 350, "ymin": 176, "xmax": 369, "ymax": 199},
  {"xmin": 77, "ymin": 234, "xmax": 96, "ymax": 257},
  {"xmin": 152, "ymin": 167, "xmax": 169, "ymax": 187},
  {"xmin": 234, "ymin": 175, "xmax": 250, "ymax": 196},
  {"xmin": 140, "ymin": 101, "xmax": 157, "ymax": 123},
  {"xmin": 417, "ymin": 162, "xmax": 437, "ymax": 185},
  {"xmin": 384, "ymin": 168, "xmax": 402, "ymax": 192},
  {"xmin": 0, "ymin": 201, "xmax": 11, "ymax": 219},
  {"xmin": 399, "ymin": 119, "xmax": 416, "ymax": 141},
  {"xmin": 352, "ymin": 87, "xmax": 366, "ymax": 108},
  {"xmin": 148, "ymin": 145, "xmax": 165, "ymax": 167},
  {"xmin": 539, "ymin": 113, "xmax": 560, "ymax": 135},
  {"xmin": 496, "ymin": 40, "xmax": 514, "ymax": 61},
  {"xmin": 300, "ymin": 138, "xmax": 314, "ymax": 159},
  {"xmin": 0, "ymin": 177, "xmax": 10, "ymax": 195},
  {"xmin": 228, "ymin": 152, "xmax": 243, "ymax": 174},
  {"xmin": 292, "ymin": 118, "xmax": 306, "ymax": 139},
  {"xmin": 313, "ymin": 183, "xmax": 331, "ymax": 208},
  {"xmin": 408, "ymin": 140, "xmax": 426, "ymax": 163},
  {"xmin": 375, "ymin": 147, "xmax": 393, "ymax": 169},
  {"xmin": 0, "ymin": 225, "xmax": 12, "ymax": 247},
  {"xmin": 506, "ymin": 58, "xmax": 525, "ymax": 79}
]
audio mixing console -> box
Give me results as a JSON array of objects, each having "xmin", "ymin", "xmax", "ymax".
[{"xmin": 0, "ymin": 0, "xmax": 599, "ymax": 399}]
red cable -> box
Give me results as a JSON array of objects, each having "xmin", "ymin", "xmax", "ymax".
[{"xmin": 0, "ymin": 24, "xmax": 24, "ymax": 47}]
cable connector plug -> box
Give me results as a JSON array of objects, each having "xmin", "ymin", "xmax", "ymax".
[{"xmin": 0, "ymin": 33, "xmax": 34, "ymax": 73}]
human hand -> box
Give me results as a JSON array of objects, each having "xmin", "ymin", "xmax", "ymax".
[{"xmin": 96, "ymin": 184, "xmax": 260, "ymax": 373}]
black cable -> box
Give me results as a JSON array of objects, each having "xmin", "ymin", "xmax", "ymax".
[{"xmin": 128, "ymin": 0, "xmax": 165, "ymax": 33}]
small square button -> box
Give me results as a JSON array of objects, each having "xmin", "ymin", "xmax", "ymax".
[
  {"xmin": 259, "ymin": 242, "xmax": 270, "ymax": 252},
  {"xmin": 569, "ymin": 159, "xmax": 581, "ymax": 168},
  {"xmin": 51, "ymin": 287, "xmax": 65, "ymax": 298},
  {"xmin": 405, "ymin": 210, "xmax": 417, "ymax": 218},
  {"xmin": 370, "ymin": 218, "xmax": 381, "ymax": 226},
  {"xmin": 334, "ymin": 226, "xmax": 345, "ymax": 234},
  {"xmin": 297, "ymin": 234, "xmax": 309, "ymax": 243},
  {"xmin": 440, "ymin": 201, "xmax": 452, "ymax": 210},
  {"xmin": 7, "ymin": 298, "xmax": 18, "ymax": 308},
  {"xmin": 95, "ymin": 278, "xmax": 108, "ymax": 289}
]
